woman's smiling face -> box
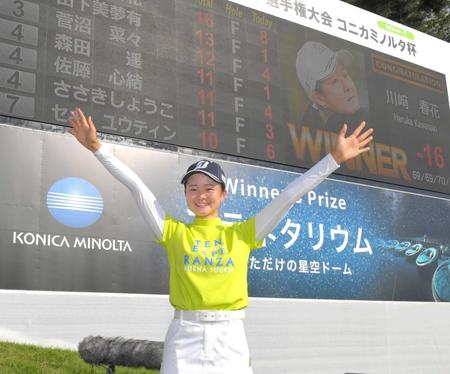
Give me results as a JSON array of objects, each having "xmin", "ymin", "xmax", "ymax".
[{"xmin": 185, "ymin": 173, "xmax": 227, "ymax": 219}]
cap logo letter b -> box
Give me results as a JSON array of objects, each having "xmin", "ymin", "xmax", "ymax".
[{"xmin": 196, "ymin": 161, "xmax": 209, "ymax": 169}]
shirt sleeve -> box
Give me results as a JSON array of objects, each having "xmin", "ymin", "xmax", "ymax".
[
  {"xmin": 158, "ymin": 214, "xmax": 178, "ymax": 247},
  {"xmin": 234, "ymin": 216, "xmax": 265, "ymax": 251},
  {"xmin": 94, "ymin": 145, "xmax": 165, "ymax": 241},
  {"xmin": 254, "ymin": 153, "xmax": 340, "ymax": 242}
]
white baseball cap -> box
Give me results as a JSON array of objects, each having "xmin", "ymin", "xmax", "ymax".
[{"xmin": 296, "ymin": 41, "xmax": 354, "ymax": 98}]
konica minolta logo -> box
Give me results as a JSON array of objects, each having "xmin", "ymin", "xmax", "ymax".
[{"xmin": 47, "ymin": 177, "xmax": 103, "ymax": 228}]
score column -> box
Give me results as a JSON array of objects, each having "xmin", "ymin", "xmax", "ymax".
[
  {"xmin": 175, "ymin": 0, "xmax": 221, "ymax": 152},
  {"xmin": 0, "ymin": 0, "xmax": 40, "ymax": 119},
  {"xmin": 195, "ymin": 3, "xmax": 218, "ymax": 151},
  {"xmin": 246, "ymin": 11, "xmax": 283, "ymax": 163},
  {"xmin": 260, "ymin": 27, "xmax": 275, "ymax": 161}
]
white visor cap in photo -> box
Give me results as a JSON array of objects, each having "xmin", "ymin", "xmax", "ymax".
[{"xmin": 296, "ymin": 41, "xmax": 354, "ymax": 98}]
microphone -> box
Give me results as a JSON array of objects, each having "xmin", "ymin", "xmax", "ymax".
[{"xmin": 78, "ymin": 335, "xmax": 163, "ymax": 370}]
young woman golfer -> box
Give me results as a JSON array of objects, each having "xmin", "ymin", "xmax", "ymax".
[{"xmin": 68, "ymin": 108, "xmax": 373, "ymax": 374}]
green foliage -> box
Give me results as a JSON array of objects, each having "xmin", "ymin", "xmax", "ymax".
[
  {"xmin": 343, "ymin": 0, "xmax": 450, "ymax": 41},
  {"xmin": 0, "ymin": 341, "xmax": 159, "ymax": 374}
]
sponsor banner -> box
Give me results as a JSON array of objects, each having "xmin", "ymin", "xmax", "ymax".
[
  {"xmin": 1, "ymin": 123, "xmax": 449, "ymax": 301},
  {"xmin": 0, "ymin": 123, "xmax": 174, "ymax": 294}
]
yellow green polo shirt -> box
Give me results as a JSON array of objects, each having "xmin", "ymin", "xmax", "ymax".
[{"xmin": 158, "ymin": 215, "xmax": 263, "ymax": 310}]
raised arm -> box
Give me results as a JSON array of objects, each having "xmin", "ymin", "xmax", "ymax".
[
  {"xmin": 255, "ymin": 122, "xmax": 373, "ymax": 242},
  {"xmin": 68, "ymin": 108, "xmax": 165, "ymax": 241}
]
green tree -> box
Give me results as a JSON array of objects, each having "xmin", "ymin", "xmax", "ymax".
[{"xmin": 343, "ymin": 0, "xmax": 450, "ymax": 42}]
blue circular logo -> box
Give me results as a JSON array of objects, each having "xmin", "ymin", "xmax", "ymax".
[{"xmin": 47, "ymin": 177, "xmax": 103, "ymax": 228}]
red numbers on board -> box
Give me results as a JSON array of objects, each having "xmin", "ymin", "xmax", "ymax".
[
  {"xmin": 421, "ymin": 144, "xmax": 445, "ymax": 169},
  {"xmin": 195, "ymin": 9, "xmax": 218, "ymax": 149}
]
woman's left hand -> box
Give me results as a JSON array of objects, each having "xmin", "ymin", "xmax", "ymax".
[{"xmin": 331, "ymin": 121, "xmax": 373, "ymax": 164}]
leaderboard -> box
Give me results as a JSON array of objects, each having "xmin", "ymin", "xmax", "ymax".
[{"xmin": 0, "ymin": 0, "xmax": 449, "ymax": 194}]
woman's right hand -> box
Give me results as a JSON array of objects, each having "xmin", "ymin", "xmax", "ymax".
[{"xmin": 68, "ymin": 108, "xmax": 101, "ymax": 153}]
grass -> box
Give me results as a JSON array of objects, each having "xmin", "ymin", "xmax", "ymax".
[{"xmin": 0, "ymin": 341, "xmax": 160, "ymax": 374}]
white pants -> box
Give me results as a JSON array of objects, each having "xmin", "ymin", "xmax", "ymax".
[{"xmin": 160, "ymin": 314, "xmax": 253, "ymax": 374}]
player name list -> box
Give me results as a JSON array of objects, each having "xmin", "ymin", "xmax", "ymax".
[{"xmin": 0, "ymin": 0, "xmax": 283, "ymax": 162}]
